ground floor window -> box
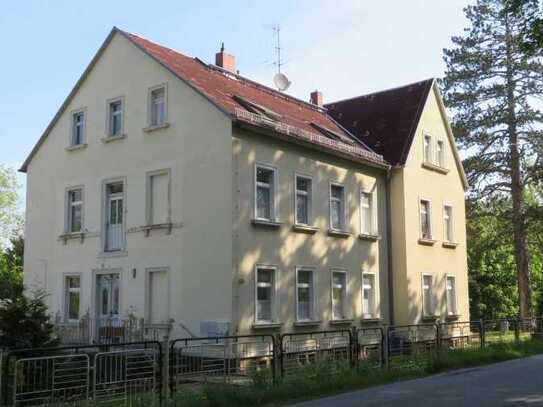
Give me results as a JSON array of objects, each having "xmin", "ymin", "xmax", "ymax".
[
  {"xmin": 256, "ymin": 267, "xmax": 276, "ymax": 323},
  {"xmin": 446, "ymin": 275, "xmax": 457, "ymax": 316},
  {"xmin": 422, "ymin": 274, "xmax": 435, "ymax": 317},
  {"xmin": 362, "ymin": 273, "xmax": 376, "ymax": 319},
  {"xmin": 296, "ymin": 268, "xmax": 315, "ymax": 321},
  {"xmin": 331, "ymin": 271, "xmax": 347, "ymax": 320},
  {"xmin": 65, "ymin": 275, "xmax": 80, "ymax": 321}
]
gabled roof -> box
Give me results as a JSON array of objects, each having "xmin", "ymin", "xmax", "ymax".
[
  {"xmin": 20, "ymin": 27, "xmax": 386, "ymax": 172},
  {"xmin": 325, "ymin": 79, "xmax": 434, "ymax": 166}
]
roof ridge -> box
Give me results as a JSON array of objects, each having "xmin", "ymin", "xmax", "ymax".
[{"xmin": 325, "ymin": 78, "xmax": 435, "ymax": 106}]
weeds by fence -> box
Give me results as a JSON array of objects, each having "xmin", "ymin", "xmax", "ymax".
[{"xmin": 1, "ymin": 318, "xmax": 542, "ymax": 406}]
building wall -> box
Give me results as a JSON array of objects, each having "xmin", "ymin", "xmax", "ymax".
[
  {"xmin": 232, "ymin": 127, "xmax": 390, "ymax": 334},
  {"xmin": 391, "ymin": 86, "xmax": 469, "ymax": 325},
  {"xmin": 23, "ymin": 32, "xmax": 234, "ymax": 337}
]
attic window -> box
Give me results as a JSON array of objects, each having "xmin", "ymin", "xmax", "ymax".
[
  {"xmin": 233, "ymin": 95, "xmax": 282, "ymax": 121},
  {"xmin": 310, "ymin": 123, "xmax": 355, "ymax": 145}
]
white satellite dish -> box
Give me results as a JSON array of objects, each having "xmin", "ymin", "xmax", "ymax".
[{"xmin": 274, "ymin": 72, "xmax": 291, "ymax": 92}]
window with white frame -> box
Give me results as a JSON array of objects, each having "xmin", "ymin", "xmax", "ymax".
[
  {"xmin": 360, "ymin": 191, "xmax": 375, "ymax": 235},
  {"xmin": 67, "ymin": 188, "xmax": 83, "ymax": 233},
  {"xmin": 71, "ymin": 111, "xmax": 85, "ymax": 145},
  {"xmin": 65, "ymin": 275, "xmax": 80, "ymax": 321},
  {"xmin": 443, "ymin": 205, "xmax": 454, "ymax": 242},
  {"xmin": 296, "ymin": 268, "xmax": 315, "ymax": 321},
  {"xmin": 423, "ymin": 134, "xmax": 432, "ymax": 163},
  {"xmin": 295, "ymin": 175, "xmax": 312, "ymax": 225},
  {"xmin": 436, "ymin": 140, "xmax": 445, "ymax": 167},
  {"xmin": 422, "ymin": 274, "xmax": 435, "ymax": 317},
  {"xmin": 446, "ymin": 275, "xmax": 457, "ymax": 316},
  {"xmin": 149, "ymin": 86, "xmax": 166, "ymax": 127},
  {"xmin": 256, "ymin": 267, "xmax": 275, "ymax": 323},
  {"xmin": 362, "ymin": 273, "xmax": 376, "ymax": 319},
  {"xmin": 147, "ymin": 170, "xmax": 171, "ymax": 225},
  {"xmin": 108, "ymin": 99, "xmax": 123, "ymax": 136},
  {"xmin": 331, "ymin": 271, "xmax": 347, "ymax": 320},
  {"xmin": 420, "ymin": 199, "xmax": 432, "ymax": 240},
  {"xmin": 330, "ymin": 184, "xmax": 345, "ymax": 231},
  {"xmin": 255, "ymin": 165, "xmax": 276, "ymax": 221}
]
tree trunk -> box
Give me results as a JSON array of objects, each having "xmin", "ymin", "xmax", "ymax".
[{"xmin": 505, "ymin": 15, "xmax": 533, "ymax": 319}]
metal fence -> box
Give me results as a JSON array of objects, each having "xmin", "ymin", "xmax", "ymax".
[
  {"xmin": 169, "ymin": 334, "xmax": 275, "ymax": 392},
  {"xmin": 355, "ymin": 327, "xmax": 385, "ymax": 369},
  {"xmin": 387, "ymin": 324, "xmax": 438, "ymax": 366},
  {"xmin": 438, "ymin": 320, "xmax": 482, "ymax": 350}
]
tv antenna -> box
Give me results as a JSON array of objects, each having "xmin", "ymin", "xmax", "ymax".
[{"xmin": 272, "ymin": 25, "xmax": 291, "ymax": 91}]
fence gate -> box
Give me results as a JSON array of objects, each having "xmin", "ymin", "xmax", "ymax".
[
  {"xmin": 12, "ymin": 354, "xmax": 89, "ymax": 406},
  {"xmin": 356, "ymin": 327, "xmax": 384, "ymax": 369},
  {"xmin": 93, "ymin": 348, "xmax": 158, "ymax": 405}
]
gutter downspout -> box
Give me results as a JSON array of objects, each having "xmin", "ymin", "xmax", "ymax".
[{"xmin": 385, "ymin": 167, "xmax": 395, "ymax": 325}]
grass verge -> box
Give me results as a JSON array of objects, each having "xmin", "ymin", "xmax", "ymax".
[{"xmin": 159, "ymin": 339, "xmax": 543, "ymax": 407}]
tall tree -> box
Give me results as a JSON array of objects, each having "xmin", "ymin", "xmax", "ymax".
[
  {"xmin": 443, "ymin": 0, "xmax": 543, "ymax": 318},
  {"xmin": 0, "ymin": 165, "xmax": 21, "ymax": 250},
  {"xmin": 505, "ymin": 0, "xmax": 543, "ymax": 54}
]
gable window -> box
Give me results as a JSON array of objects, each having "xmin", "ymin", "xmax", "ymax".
[
  {"xmin": 65, "ymin": 275, "xmax": 81, "ymax": 321},
  {"xmin": 443, "ymin": 205, "xmax": 454, "ymax": 242},
  {"xmin": 67, "ymin": 188, "xmax": 83, "ymax": 233},
  {"xmin": 296, "ymin": 268, "xmax": 315, "ymax": 321},
  {"xmin": 420, "ymin": 199, "xmax": 432, "ymax": 240},
  {"xmin": 149, "ymin": 86, "xmax": 166, "ymax": 127},
  {"xmin": 362, "ymin": 273, "xmax": 376, "ymax": 319},
  {"xmin": 255, "ymin": 266, "xmax": 276, "ymax": 324},
  {"xmin": 423, "ymin": 134, "xmax": 432, "ymax": 163},
  {"xmin": 436, "ymin": 140, "xmax": 445, "ymax": 167},
  {"xmin": 108, "ymin": 99, "xmax": 123, "ymax": 136},
  {"xmin": 295, "ymin": 175, "xmax": 312, "ymax": 225},
  {"xmin": 71, "ymin": 111, "xmax": 85, "ymax": 145},
  {"xmin": 330, "ymin": 184, "xmax": 345, "ymax": 231},
  {"xmin": 446, "ymin": 275, "xmax": 457, "ymax": 316},
  {"xmin": 331, "ymin": 271, "xmax": 347, "ymax": 320},
  {"xmin": 146, "ymin": 170, "xmax": 171, "ymax": 225},
  {"xmin": 360, "ymin": 191, "xmax": 376, "ymax": 235},
  {"xmin": 255, "ymin": 165, "xmax": 276, "ymax": 221},
  {"xmin": 422, "ymin": 274, "xmax": 435, "ymax": 317}
]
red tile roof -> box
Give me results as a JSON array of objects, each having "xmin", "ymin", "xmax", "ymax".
[{"xmin": 120, "ymin": 30, "xmax": 386, "ymax": 166}]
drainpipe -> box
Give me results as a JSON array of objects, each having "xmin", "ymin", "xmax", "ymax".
[{"xmin": 385, "ymin": 168, "xmax": 395, "ymax": 325}]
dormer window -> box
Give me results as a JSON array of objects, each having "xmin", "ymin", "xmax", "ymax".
[
  {"xmin": 233, "ymin": 95, "xmax": 281, "ymax": 121},
  {"xmin": 311, "ymin": 122, "xmax": 355, "ymax": 145}
]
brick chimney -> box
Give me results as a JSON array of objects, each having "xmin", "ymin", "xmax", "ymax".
[
  {"xmin": 215, "ymin": 42, "xmax": 236, "ymax": 73},
  {"xmin": 310, "ymin": 90, "xmax": 323, "ymax": 107}
]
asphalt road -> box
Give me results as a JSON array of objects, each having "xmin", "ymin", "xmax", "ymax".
[{"xmin": 293, "ymin": 355, "xmax": 543, "ymax": 407}]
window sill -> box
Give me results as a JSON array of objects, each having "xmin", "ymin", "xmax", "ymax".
[
  {"xmin": 101, "ymin": 134, "xmax": 126, "ymax": 143},
  {"xmin": 294, "ymin": 320, "xmax": 321, "ymax": 327},
  {"xmin": 292, "ymin": 224, "xmax": 319, "ymax": 234},
  {"xmin": 329, "ymin": 319, "xmax": 353, "ymax": 325},
  {"xmin": 251, "ymin": 218, "xmax": 282, "ymax": 228},
  {"xmin": 359, "ymin": 233, "xmax": 380, "ymax": 241},
  {"xmin": 418, "ymin": 238, "xmax": 437, "ymax": 246},
  {"xmin": 445, "ymin": 314, "xmax": 460, "ymax": 321},
  {"xmin": 328, "ymin": 229, "xmax": 351, "ymax": 238},
  {"xmin": 65, "ymin": 143, "xmax": 88, "ymax": 152},
  {"xmin": 252, "ymin": 322, "xmax": 282, "ymax": 329},
  {"xmin": 422, "ymin": 315, "xmax": 440, "ymax": 322},
  {"xmin": 422, "ymin": 162, "xmax": 449, "ymax": 174},
  {"xmin": 143, "ymin": 122, "xmax": 170, "ymax": 133},
  {"xmin": 442, "ymin": 241, "xmax": 459, "ymax": 249},
  {"xmin": 97, "ymin": 250, "xmax": 128, "ymax": 258},
  {"xmin": 361, "ymin": 317, "xmax": 382, "ymax": 323},
  {"xmin": 59, "ymin": 232, "xmax": 86, "ymax": 244}
]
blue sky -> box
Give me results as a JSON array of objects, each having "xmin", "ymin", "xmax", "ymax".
[{"xmin": 0, "ymin": 0, "xmax": 470, "ymax": 206}]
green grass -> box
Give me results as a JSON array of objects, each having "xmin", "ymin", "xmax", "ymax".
[{"xmin": 159, "ymin": 339, "xmax": 543, "ymax": 407}]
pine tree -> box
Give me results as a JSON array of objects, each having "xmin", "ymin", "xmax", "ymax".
[{"xmin": 442, "ymin": 0, "xmax": 543, "ymax": 319}]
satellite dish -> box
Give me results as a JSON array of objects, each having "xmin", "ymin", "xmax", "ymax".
[{"xmin": 274, "ymin": 73, "xmax": 291, "ymax": 91}]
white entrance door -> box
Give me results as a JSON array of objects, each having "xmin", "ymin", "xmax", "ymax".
[
  {"xmin": 105, "ymin": 183, "xmax": 124, "ymax": 251},
  {"xmin": 148, "ymin": 271, "xmax": 169, "ymax": 324}
]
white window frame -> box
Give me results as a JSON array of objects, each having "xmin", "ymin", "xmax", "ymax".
[
  {"xmin": 330, "ymin": 269, "xmax": 348, "ymax": 321},
  {"xmin": 64, "ymin": 273, "xmax": 81, "ymax": 322},
  {"xmin": 295, "ymin": 267, "xmax": 317, "ymax": 322},
  {"xmin": 362, "ymin": 272, "xmax": 378, "ymax": 319},
  {"xmin": 436, "ymin": 139, "xmax": 445, "ymax": 167},
  {"xmin": 445, "ymin": 274, "xmax": 458, "ymax": 316},
  {"xmin": 147, "ymin": 84, "xmax": 168, "ymax": 127},
  {"xmin": 71, "ymin": 109, "xmax": 86, "ymax": 146},
  {"xmin": 294, "ymin": 173, "xmax": 313, "ymax": 226},
  {"xmin": 254, "ymin": 265, "xmax": 278, "ymax": 324},
  {"xmin": 145, "ymin": 267, "xmax": 171, "ymax": 323},
  {"xmin": 419, "ymin": 198, "xmax": 433, "ymax": 240},
  {"xmin": 65, "ymin": 186, "xmax": 84, "ymax": 233},
  {"xmin": 329, "ymin": 182, "xmax": 346, "ymax": 231},
  {"xmin": 254, "ymin": 163, "xmax": 278, "ymax": 221},
  {"xmin": 443, "ymin": 204, "xmax": 454, "ymax": 243},
  {"xmin": 421, "ymin": 273, "xmax": 435, "ymax": 318},
  {"xmin": 423, "ymin": 133, "xmax": 433, "ymax": 164},
  {"xmin": 145, "ymin": 169, "xmax": 172, "ymax": 226},
  {"xmin": 360, "ymin": 187, "xmax": 378, "ymax": 236},
  {"xmin": 101, "ymin": 177, "xmax": 127, "ymax": 253},
  {"xmin": 106, "ymin": 97, "xmax": 125, "ymax": 137}
]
